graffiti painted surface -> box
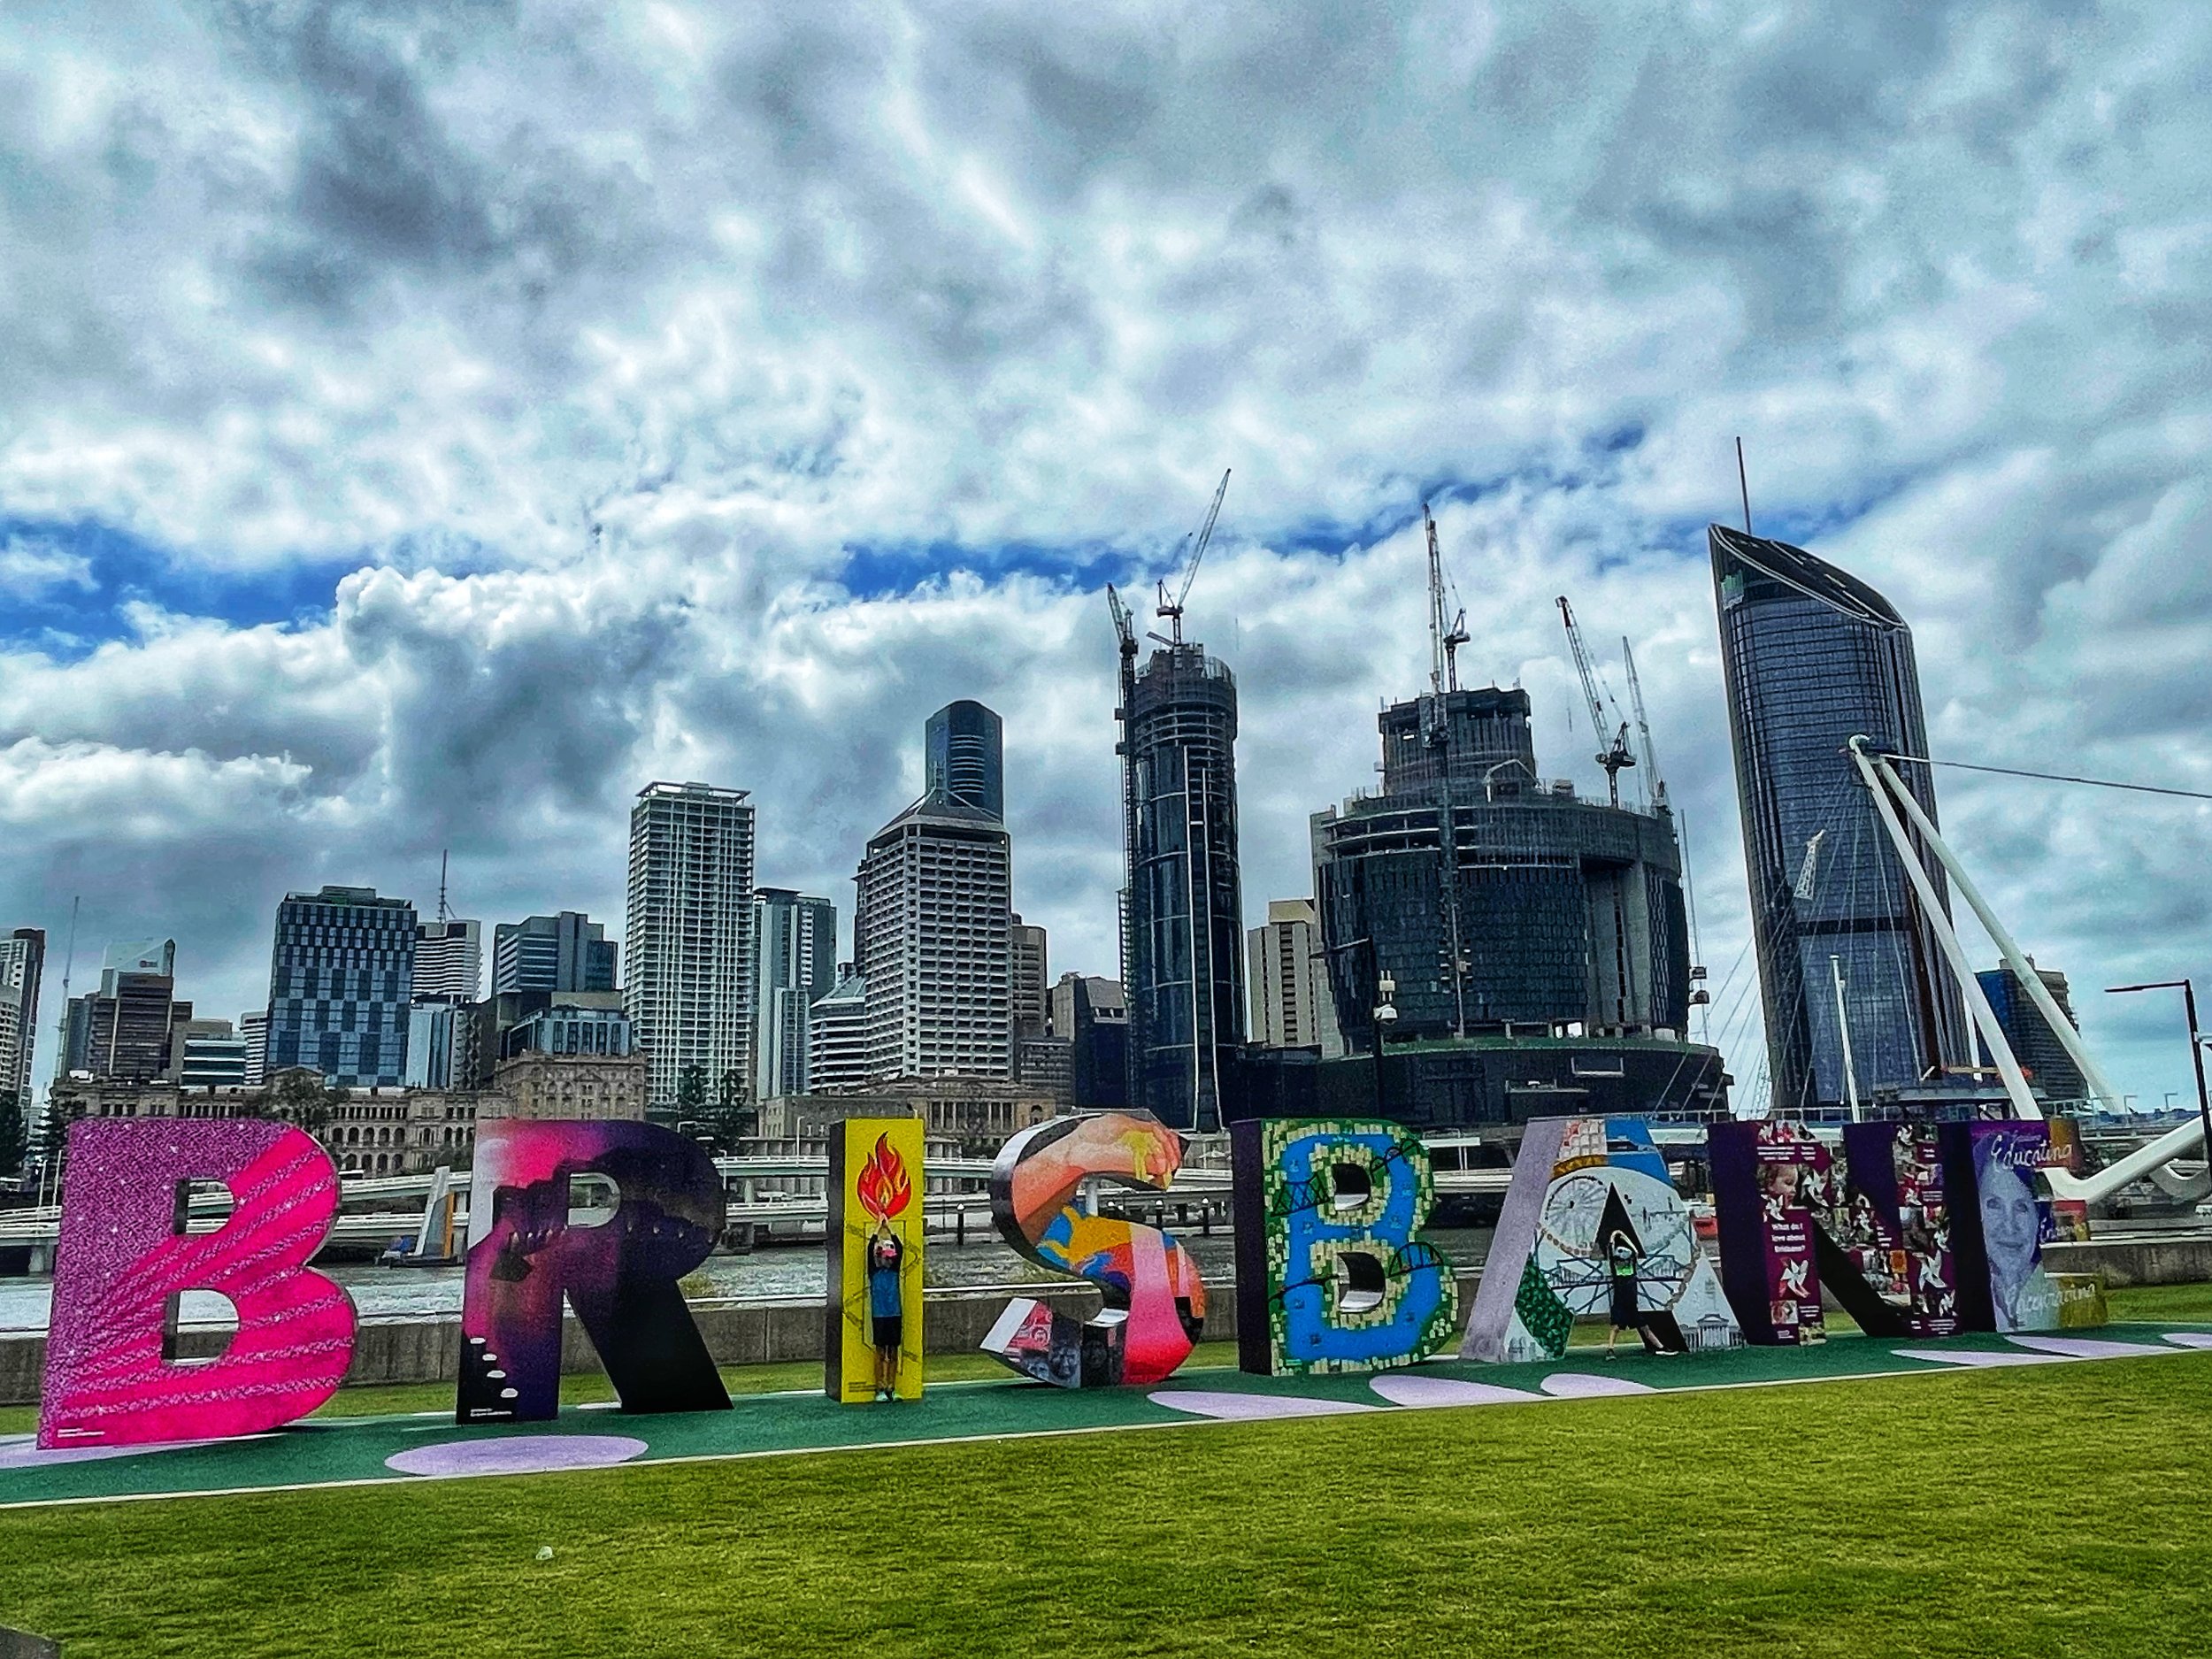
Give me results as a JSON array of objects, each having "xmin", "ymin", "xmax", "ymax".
[
  {"xmin": 979, "ymin": 1112, "xmax": 1203, "ymax": 1388},
  {"xmin": 826, "ymin": 1118, "xmax": 926, "ymax": 1403},
  {"xmin": 1710, "ymin": 1119, "xmax": 1830, "ymax": 1346},
  {"xmin": 1464, "ymin": 1117, "xmax": 1732, "ymax": 1363},
  {"xmin": 457, "ymin": 1118, "xmax": 728, "ymax": 1424},
  {"xmin": 1945, "ymin": 1122, "xmax": 2062, "ymax": 1334},
  {"xmin": 39, "ymin": 1119, "xmax": 356, "ymax": 1449},
  {"xmin": 1231, "ymin": 1118, "xmax": 1458, "ymax": 1376}
]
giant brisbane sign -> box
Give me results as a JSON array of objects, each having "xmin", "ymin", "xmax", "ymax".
[{"xmin": 32, "ymin": 1109, "xmax": 2087, "ymax": 1449}]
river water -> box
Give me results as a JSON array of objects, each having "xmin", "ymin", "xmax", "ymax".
[{"xmin": 0, "ymin": 1226, "xmax": 1494, "ymax": 1333}]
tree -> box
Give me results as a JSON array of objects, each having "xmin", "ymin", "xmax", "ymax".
[
  {"xmin": 0, "ymin": 1089, "xmax": 27, "ymax": 1180},
  {"xmin": 247, "ymin": 1068, "xmax": 344, "ymax": 1138},
  {"xmin": 676, "ymin": 1062, "xmax": 708, "ymax": 1121},
  {"xmin": 36, "ymin": 1101, "xmax": 73, "ymax": 1187},
  {"xmin": 704, "ymin": 1067, "xmax": 754, "ymax": 1150}
]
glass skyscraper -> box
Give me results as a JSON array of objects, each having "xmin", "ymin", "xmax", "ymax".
[
  {"xmin": 265, "ymin": 887, "xmax": 417, "ymax": 1087},
  {"xmin": 752, "ymin": 887, "xmax": 837, "ymax": 1099},
  {"xmin": 924, "ymin": 700, "xmax": 1004, "ymax": 822},
  {"xmin": 492, "ymin": 911, "xmax": 618, "ymax": 995},
  {"xmin": 1710, "ymin": 523, "xmax": 1970, "ymax": 1113},
  {"xmin": 1119, "ymin": 641, "xmax": 1244, "ymax": 1132},
  {"xmin": 1978, "ymin": 964, "xmax": 2089, "ymax": 1106}
]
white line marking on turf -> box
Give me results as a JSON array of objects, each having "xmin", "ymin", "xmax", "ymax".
[
  {"xmin": 1540, "ymin": 1372, "xmax": 1657, "ymax": 1397},
  {"xmin": 1893, "ymin": 1347, "xmax": 2066, "ymax": 1368}
]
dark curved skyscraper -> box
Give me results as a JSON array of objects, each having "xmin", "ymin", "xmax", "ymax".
[
  {"xmin": 1709, "ymin": 524, "xmax": 1970, "ymax": 1113},
  {"xmin": 925, "ymin": 700, "xmax": 1004, "ymax": 822},
  {"xmin": 1119, "ymin": 642, "xmax": 1244, "ymax": 1131},
  {"xmin": 1312, "ymin": 686, "xmax": 1693, "ymax": 1045}
]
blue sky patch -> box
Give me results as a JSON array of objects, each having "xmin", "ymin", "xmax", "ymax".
[{"xmin": 0, "ymin": 518, "xmax": 366, "ymax": 657}]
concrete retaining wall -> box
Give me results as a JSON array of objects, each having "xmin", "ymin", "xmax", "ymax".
[
  {"xmin": 2045, "ymin": 1235, "xmax": 2212, "ymax": 1289},
  {"xmin": 0, "ymin": 1270, "xmax": 1487, "ymax": 1407}
]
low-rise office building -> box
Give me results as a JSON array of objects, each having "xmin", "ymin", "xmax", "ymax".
[{"xmin": 486, "ymin": 1050, "xmax": 650, "ymax": 1124}]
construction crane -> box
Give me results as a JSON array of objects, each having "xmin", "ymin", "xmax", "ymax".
[
  {"xmin": 1417, "ymin": 504, "xmax": 1471, "ymax": 1036},
  {"xmin": 1155, "ymin": 469, "xmax": 1230, "ymax": 645},
  {"xmin": 1555, "ymin": 595, "xmax": 1635, "ymax": 807},
  {"xmin": 1621, "ymin": 637, "xmax": 1666, "ymax": 811},
  {"xmin": 1106, "ymin": 582, "xmax": 1142, "ymax": 1085},
  {"xmin": 1422, "ymin": 503, "xmax": 1470, "ymax": 697}
]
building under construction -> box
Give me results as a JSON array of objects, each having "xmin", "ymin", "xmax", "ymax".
[
  {"xmin": 1110, "ymin": 472, "xmax": 1246, "ymax": 1133},
  {"xmin": 1307, "ymin": 511, "xmax": 1727, "ymax": 1128}
]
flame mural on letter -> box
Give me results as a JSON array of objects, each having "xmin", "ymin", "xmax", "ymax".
[{"xmin": 856, "ymin": 1133, "xmax": 912, "ymax": 1223}]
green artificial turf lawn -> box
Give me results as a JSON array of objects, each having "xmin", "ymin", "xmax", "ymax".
[
  {"xmin": 0, "ymin": 1283, "xmax": 2190, "ymax": 1434},
  {"xmin": 4, "ymin": 1354, "xmax": 2211, "ymax": 1658}
]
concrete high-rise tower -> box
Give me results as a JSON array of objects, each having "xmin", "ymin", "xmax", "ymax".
[
  {"xmin": 1246, "ymin": 900, "xmax": 1340, "ymax": 1053},
  {"xmin": 0, "ymin": 928, "xmax": 44, "ymax": 1114},
  {"xmin": 924, "ymin": 700, "xmax": 1005, "ymax": 822},
  {"xmin": 853, "ymin": 796, "xmax": 1014, "ymax": 1081},
  {"xmin": 1710, "ymin": 524, "xmax": 1969, "ymax": 1113},
  {"xmin": 413, "ymin": 918, "xmax": 481, "ymax": 1001},
  {"xmin": 1010, "ymin": 914, "xmax": 1048, "ymax": 1038},
  {"xmin": 807, "ymin": 964, "xmax": 870, "ymax": 1094},
  {"xmin": 1118, "ymin": 641, "xmax": 1244, "ymax": 1132},
  {"xmin": 752, "ymin": 887, "xmax": 837, "ymax": 1100},
  {"xmin": 626, "ymin": 782, "xmax": 757, "ymax": 1116}
]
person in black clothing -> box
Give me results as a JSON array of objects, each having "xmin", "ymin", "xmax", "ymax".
[{"xmin": 1604, "ymin": 1230, "xmax": 1639, "ymax": 1360}]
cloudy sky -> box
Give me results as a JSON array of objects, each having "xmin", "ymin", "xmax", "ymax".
[{"xmin": 4, "ymin": 1, "xmax": 2208, "ymax": 1111}]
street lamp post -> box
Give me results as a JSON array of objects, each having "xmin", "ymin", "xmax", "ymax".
[
  {"xmin": 2108, "ymin": 979, "xmax": 2212, "ymax": 1178},
  {"xmin": 1324, "ymin": 935, "xmax": 1399, "ymax": 1117},
  {"xmin": 1372, "ymin": 973, "xmax": 1398, "ymax": 1116}
]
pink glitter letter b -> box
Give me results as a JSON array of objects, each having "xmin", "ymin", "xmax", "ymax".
[{"xmin": 38, "ymin": 1119, "xmax": 357, "ymax": 1448}]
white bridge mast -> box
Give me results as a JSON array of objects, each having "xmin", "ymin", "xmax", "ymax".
[{"xmin": 1843, "ymin": 734, "xmax": 2201, "ymax": 1205}]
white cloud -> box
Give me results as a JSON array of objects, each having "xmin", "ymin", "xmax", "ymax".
[
  {"xmin": 0, "ymin": 535, "xmax": 95, "ymax": 595},
  {"xmin": 1, "ymin": 1, "xmax": 2209, "ymax": 1106}
]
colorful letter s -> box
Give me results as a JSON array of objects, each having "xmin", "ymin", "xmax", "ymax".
[{"xmin": 980, "ymin": 1111, "xmax": 1207, "ymax": 1387}]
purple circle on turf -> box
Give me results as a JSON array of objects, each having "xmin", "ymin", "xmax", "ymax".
[
  {"xmin": 1368, "ymin": 1375, "xmax": 1544, "ymax": 1408},
  {"xmin": 1148, "ymin": 1390, "xmax": 1378, "ymax": 1420},
  {"xmin": 385, "ymin": 1435, "xmax": 649, "ymax": 1478},
  {"xmin": 1539, "ymin": 1371, "xmax": 1655, "ymax": 1397},
  {"xmin": 0, "ymin": 1433, "xmax": 227, "ymax": 1470}
]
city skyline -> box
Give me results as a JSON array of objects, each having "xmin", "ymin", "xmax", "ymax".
[
  {"xmin": 2, "ymin": 4, "xmax": 2208, "ymax": 1115},
  {"xmin": 8, "ymin": 511, "xmax": 2208, "ymax": 1120}
]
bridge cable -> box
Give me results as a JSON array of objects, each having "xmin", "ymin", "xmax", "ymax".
[{"xmin": 1882, "ymin": 753, "xmax": 2212, "ymax": 803}]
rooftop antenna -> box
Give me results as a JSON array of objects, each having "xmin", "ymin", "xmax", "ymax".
[
  {"xmin": 436, "ymin": 850, "xmax": 450, "ymax": 923},
  {"xmin": 1735, "ymin": 437, "xmax": 1753, "ymax": 534}
]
